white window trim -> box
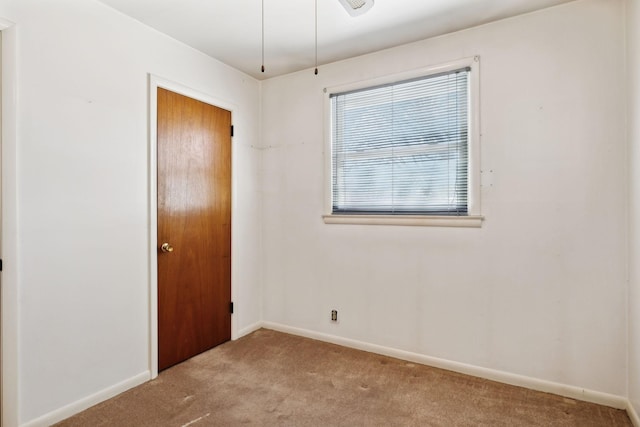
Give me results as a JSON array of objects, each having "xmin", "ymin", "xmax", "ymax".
[{"xmin": 322, "ymin": 56, "xmax": 483, "ymax": 227}]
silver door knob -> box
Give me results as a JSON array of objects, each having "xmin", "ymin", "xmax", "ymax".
[{"xmin": 161, "ymin": 243, "xmax": 174, "ymax": 253}]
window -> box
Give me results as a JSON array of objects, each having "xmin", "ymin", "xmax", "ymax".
[{"xmin": 324, "ymin": 57, "xmax": 481, "ymax": 227}]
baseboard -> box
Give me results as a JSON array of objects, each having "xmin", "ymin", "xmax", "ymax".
[
  {"xmin": 628, "ymin": 400, "xmax": 640, "ymax": 427},
  {"xmin": 237, "ymin": 321, "xmax": 263, "ymax": 339},
  {"xmin": 17, "ymin": 325, "xmax": 635, "ymax": 426},
  {"xmin": 261, "ymin": 321, "xmax": 628, "ymax": 410},
  {"xmin": 21, "ymin": 371, "xmax": 151, "ymax": 427}
]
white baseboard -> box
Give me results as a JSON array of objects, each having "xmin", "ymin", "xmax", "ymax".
[
  {"xmin": 237, "ymin": 321, "xmax": 263, "ymax": 339},
  {"xmin": 261, "ymin": 321, "xmax": 628, "ymax": 410},
  {"xmin": 18, "ymin": 326, "xmax": 638, "ymax": 427},
  {"xmin": 21, "ymin": 371, "xmax": 151, "ymax": 427},
  {"xmin": 628, "ymin": 400, "xmax": 640, "ymax": 427}
]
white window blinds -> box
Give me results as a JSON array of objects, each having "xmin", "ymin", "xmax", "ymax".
[{"xmin": 331, "ymin": 67, "xmax": 470, "ymax": 215}]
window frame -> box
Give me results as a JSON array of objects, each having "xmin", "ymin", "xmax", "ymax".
[{"xmin": 323, "ymin": 56, "xmax": 483, "ymax": 227}]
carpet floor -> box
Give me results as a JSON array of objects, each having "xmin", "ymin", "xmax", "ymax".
[{"xmin": 56, "ymin": 329, "xmax": 632, "ymax": 426}]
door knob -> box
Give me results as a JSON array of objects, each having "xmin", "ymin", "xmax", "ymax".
[{"xmin": 161, "ymin": 243, "xmax": 174, "ymax": 253}]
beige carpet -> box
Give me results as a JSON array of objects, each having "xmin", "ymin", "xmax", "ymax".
[{"xmin": 57, "ymin": 329, "xmax": 632, "ymax": 426}]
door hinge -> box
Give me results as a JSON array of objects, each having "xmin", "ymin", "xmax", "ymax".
[
  {"xmin": 230, "ymin": 125, "xmax": 234, "ymax": 137},
  {"xmin": 230, "ymin": 301, "xmax": 234, "ymax": 314},
  {"xmin": 0, "ymin": 259, "xmax": 3, "ymax": 271}
]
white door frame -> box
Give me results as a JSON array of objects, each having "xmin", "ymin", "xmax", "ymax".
[
  {"xmin": 147, "ymin": 75, "xmax": 239, "ymax": 378},
  {"xmin": 1, "ymin": 17, "xmax": 18, "ymax": 427}
]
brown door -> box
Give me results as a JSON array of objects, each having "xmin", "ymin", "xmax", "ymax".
[{"xmin": 157, "ymin": 87, "xmax": 232, "ymax": 371}]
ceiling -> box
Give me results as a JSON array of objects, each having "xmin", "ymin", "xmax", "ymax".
[{"xmin": 97, "ymin": 0, "xmax": 575, "ymax": 80}]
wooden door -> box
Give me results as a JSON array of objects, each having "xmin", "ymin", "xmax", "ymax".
[{"xmin": 157, "ymin": 87, "xmax": 232, "ymax": 371}]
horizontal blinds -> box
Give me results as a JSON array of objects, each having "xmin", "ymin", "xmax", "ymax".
[{"xmin": 331, "ymin": 68, "xmax": 469, "ymax": 215}]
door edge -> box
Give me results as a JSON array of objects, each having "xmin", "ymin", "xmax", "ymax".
[{"xmin": 1, "ymin": 20, "xmax": 18, "ymax": 427}]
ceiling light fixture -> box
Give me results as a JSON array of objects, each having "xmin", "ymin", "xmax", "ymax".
[{"xmin": 337, "ymin": 0, "xmax": 375, "ymax": 17}]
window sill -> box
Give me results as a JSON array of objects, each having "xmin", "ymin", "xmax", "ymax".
[{"xmin": 322, "ymin": 214, "xmax": 484, "ymax": 228}]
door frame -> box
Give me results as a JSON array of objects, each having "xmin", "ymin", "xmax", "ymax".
[
  {"xmin": 1, "ymin": 17, "xmax": 17, "ymax": 427},
  {"xmin": 148, "ymin": 75, "xmax": 238, "ymax": 379}
]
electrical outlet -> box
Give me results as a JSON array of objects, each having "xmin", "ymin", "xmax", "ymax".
[{"xmin": 331, "ymin": 310, "xmax": 338, "ymax": 322}]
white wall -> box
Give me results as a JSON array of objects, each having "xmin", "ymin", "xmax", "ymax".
[
  {"xmin": 0, "ymin": 0, "xmax": 262, "ymax": 425},
  {"xmin": 628, "ymin": 0, "xmax": 640, "ymax": 418},
  {"xmin": 261, "ymin": 0, "xmax": 628, "ymax": 397}
]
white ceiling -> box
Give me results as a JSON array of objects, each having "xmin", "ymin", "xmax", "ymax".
[{"xmin": 98, "ymin": 0, "xmax": 575, "ymax": 80}]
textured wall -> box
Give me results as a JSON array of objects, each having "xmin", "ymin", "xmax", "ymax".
[
  {"xmin": 0, "ymin": 0, "xmax": 262, "ymax": 424},
  {"xmin": 261, "ymin": 0, "xmax": 627, "ymax": 397}
]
